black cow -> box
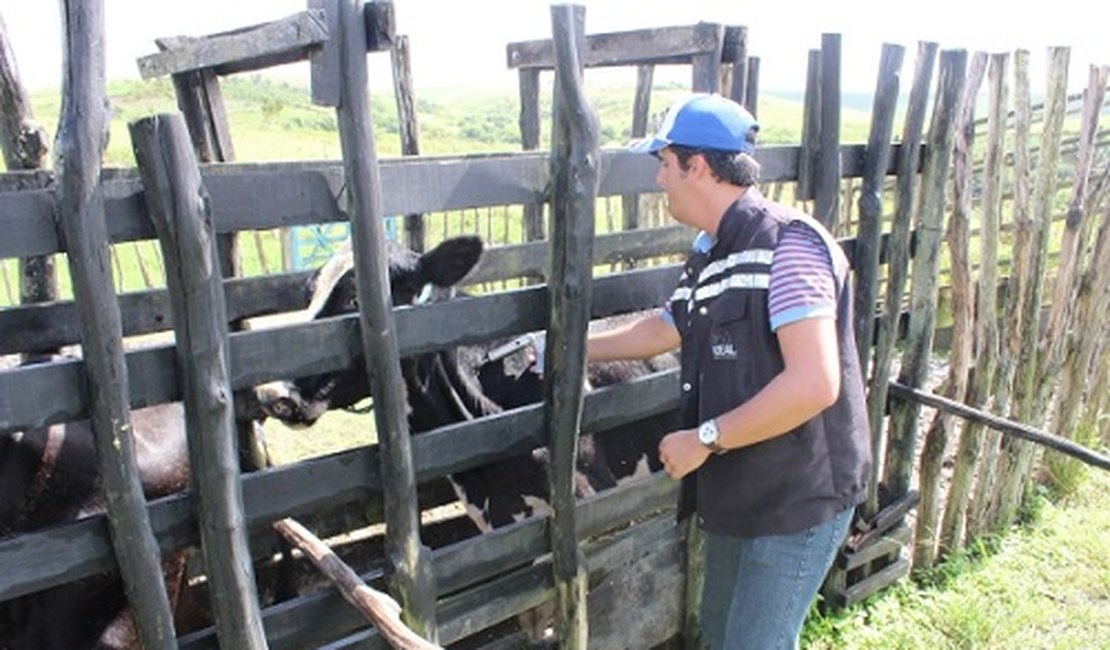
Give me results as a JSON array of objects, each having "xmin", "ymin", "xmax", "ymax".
[{"xmin": 255, "ymin": 235, "xmax": 678, "ymax": 532}]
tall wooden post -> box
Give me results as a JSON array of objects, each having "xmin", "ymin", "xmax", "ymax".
[
  {"xmin": 544, "ymin": 5, "xmax": 598, "ymax": 647},
  {"xmin": 391, "ymin": 34, "xmax": 425, "ymax": 252},
  {"xmin": 813, "ymin": 34, "xmax": 842, "ymax": 232},
  {"xmin": 334, "ymin": 0, "xmax": 438, "ymax": 640},
  {"xmin": 131, "ymin": 113, "xmax": 268, "ymax": 650},
  {"xmin": 53, "ymin": 2, "xmax": 177, "ymax": 648}
]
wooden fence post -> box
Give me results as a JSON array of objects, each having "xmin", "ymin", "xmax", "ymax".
[
  {"xmin": 130, "ymin": 113, "xmax": 268, "ymax": 649},
  {"xmin": 518, "ymin": 67, "xmax": 545, "ymax": 245},
  {"xmin": 0, "ymin": 14, "xmax": 57, "ymax": 356},
  {"xmin": 867, "ymin": 41, "xmax": 938, "ymax": 513},
  {"xmin": 52, "ymin": 2, "xmax": 178, "ymax": 648},
  {"xmin": 1053, "ymin": 66, "xmax": 1110, "ymax": 449},
  {"xmin": 885, "ymin": 49, "xmax": 966, "ymax": 504},
  {"xmin": 915, "ymin": 52, "xmax": 986, "ymax": 568},
  {"xmin": 391, "ymin": 34, "xmax": 425, "ymax": 252},
  {"xmin": 813, "ymin": 33, "xmax": 842, "ymax": 232},
  {"xmin": 995, "ymin": 47, "xmax": 1070, "ymax": 527},
  {"xmin": 334, "ymin": 0, "xmax": 438, "ymax": 641},
  {"xmin": 853, "ymin": 43, "xmax": 904, "ymax": 388},
  {"xmin": 944, "ymin": 51, "xmax": 1010, "ymax": 548},
  {"xmin": 544, "ymin": 5, "xmax": 598, "ymax": 647}
]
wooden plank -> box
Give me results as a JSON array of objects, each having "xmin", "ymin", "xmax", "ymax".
[
  {"xmin": 131, "ymin": 112, "xmax": 267, "ymax": 649},
  {"xmin": 507, "ymin": 23, "xmax": 724, "ymax": 70},
  {"xmin": 136, "ymin": 10, "xmax": 329, "ymax": 79},
  {"xmin": 0, "ymin": 270, "xmax": 311, "ymax": 355},
  {"xmin": 838, "ymin": 523, "xmax": 911, "ymax": 571},
  {"xmin": 885, "ymin": 49, "xmax": 966, "ymax": 500},
  {"xmin": 837, "ymin": 557, "xmax": 910, "ymax": 608}
]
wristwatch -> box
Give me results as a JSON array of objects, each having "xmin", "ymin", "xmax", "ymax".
[{"xmin": 697, "ymin": 418, "xmax": 726, "ymax": 455}]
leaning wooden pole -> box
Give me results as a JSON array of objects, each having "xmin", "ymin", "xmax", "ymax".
[
  {"xmin": 52, "ymin": 2, "xmax": 177, "ymax": 648},
  {"xmin": 915, "ymin": 51, "xmax": 985, "ymax": 569},
  {"xmin": 885, "ymin": 49, "xmax": 966, "ymax": 504},
  {"xmin": 867, "ymin": 41, "xmax": 937, "ymax": 512},
  {"xmin": 854, "ymin": 44, "xmax": 904, "ymax": 497},
  {"xmin": 544, "ymin": 5, "xmax": 598, "ymax": 648},
  {"xmin": 1040, "ymin": 64, "xmax": 1107, "ymax": 430},
  {"xmin": 131, "ymin": 113, "xmax": 268, "ymax": 649},
  {"xmin": 334, "ymin": 0, "xmax": 438, "ymax": 641}
]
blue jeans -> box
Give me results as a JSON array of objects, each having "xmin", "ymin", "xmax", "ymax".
[{"xmin": 700, "ymin": 507, "xmax": 854, "ymax": 650}]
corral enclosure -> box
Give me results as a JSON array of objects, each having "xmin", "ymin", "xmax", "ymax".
[{"xmin": 1, "ymin": 1, "xmax": 1108, "ymax": 649}]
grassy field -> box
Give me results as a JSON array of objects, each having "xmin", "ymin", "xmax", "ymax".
[{"xmin": 803, "ymin": 469, "xmax": 1110, "ymax": 649}]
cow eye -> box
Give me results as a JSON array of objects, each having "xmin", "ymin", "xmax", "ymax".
[{"xmin": 347, "ymin": 295, "xmax": 359, "ymax": 310}]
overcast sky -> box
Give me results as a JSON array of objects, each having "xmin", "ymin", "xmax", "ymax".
[{"xmin": 1, "ymin": 0, "xmax": 1106, "ymax": 95}]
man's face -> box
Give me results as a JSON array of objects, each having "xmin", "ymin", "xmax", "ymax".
[{"xmin": 655, "ymin": 148, "xmax": 695, "ymax": 225}]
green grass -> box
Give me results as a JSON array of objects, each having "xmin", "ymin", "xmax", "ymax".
[{"xmin": 802, "ymin": 470, "xmax": 1110, "ymax": 649}]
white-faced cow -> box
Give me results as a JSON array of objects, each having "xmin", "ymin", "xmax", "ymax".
[{"xmin": 255, "ymin": 236, "xmax": 678, "ymax": 534}]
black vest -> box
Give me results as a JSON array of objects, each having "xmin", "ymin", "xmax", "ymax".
[{"xmin": 671, "ymin": 190, "xmax": 871, "ymax": 537}]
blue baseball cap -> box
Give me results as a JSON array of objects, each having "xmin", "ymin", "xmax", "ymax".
[{"xmin": 630, "ymin": 93, "xmax": 759, "ymax": 155}]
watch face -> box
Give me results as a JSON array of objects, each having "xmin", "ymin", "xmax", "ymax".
[{"xmin": 699, "ymin": 420, "xmax": 718, "ymax": 445}]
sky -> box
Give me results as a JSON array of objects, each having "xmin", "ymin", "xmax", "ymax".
[{"xmin": 0, "ymin": 0, "xmax": 1106, "ymax": 97}]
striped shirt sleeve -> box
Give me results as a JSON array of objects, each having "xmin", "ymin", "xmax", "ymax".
[{"xmin": 768, "ymin": 222, "xmax": 837, "ymax": 331}]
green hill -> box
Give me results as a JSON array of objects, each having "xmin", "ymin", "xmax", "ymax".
[{"xmin": 18, "ymin": 75, "xmax": 872, "ymax": 169}]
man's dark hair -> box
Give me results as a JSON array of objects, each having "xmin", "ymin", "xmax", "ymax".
[{"xmin": 669, "ymin": 145, "xmax": 761, "ymax": 187}]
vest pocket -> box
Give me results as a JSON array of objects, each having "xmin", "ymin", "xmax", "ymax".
[{"xmin": 699, "ymin": 298, "xmax": 754, "ymax": 417}]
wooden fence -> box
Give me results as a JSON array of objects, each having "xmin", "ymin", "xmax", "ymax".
[{"xmin": 1, "ymin": 0, "xmax": 1108, "ymax": 647}]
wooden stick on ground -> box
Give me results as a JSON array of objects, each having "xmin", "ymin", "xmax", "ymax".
[{"xmin": 273, "ymin": 518, "xmax": 442, "ymax": 650}]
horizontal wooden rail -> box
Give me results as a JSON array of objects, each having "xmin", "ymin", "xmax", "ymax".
[{"xmin": 0, "ymin": 144, "xmax": 887, "ymax": 260}]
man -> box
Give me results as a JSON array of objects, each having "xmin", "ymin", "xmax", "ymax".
[{"xmin": 586, "ymin": 93, "xmax": 872, "ymax": 649}]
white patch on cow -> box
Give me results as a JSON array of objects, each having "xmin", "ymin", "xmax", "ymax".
[
  {"xmin": 448, "ymin": 479, "xmax": 494, "ymax": 534},
  {"xmin": 617, "ymin": 453, "xmax": 652, "ymax": 485},
  {"xmin": 304, "ymin": 241, "xmax": 354, "ymax": 318},
  {"xmin": 514, "ymin": 495, "xmax": 553, "ymax": 523}
]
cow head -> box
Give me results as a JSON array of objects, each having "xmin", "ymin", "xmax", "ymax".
[{"xmin": 255, "ymin": 236, "xmax": 485, "ymax": 427}]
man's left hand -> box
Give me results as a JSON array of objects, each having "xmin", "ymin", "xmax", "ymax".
[{"xmin": 658, "ymin": 428, "xmax": 711, "ymax": 479}]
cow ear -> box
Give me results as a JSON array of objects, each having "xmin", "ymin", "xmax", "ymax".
[{"xmin": 418, "ymin": 236, "xmax": 483, "ymax": 287}]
